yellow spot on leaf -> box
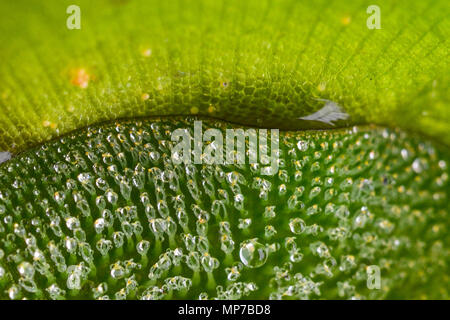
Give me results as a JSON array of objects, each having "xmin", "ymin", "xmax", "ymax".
[
  {"xmin": 70, "ymin": 68, "xmax": 91, "ymax": 89},
  {"xmin": 341, "ymin": 15, "xmax": 351, "ymax": 25},
  {"xmin": 141, "ymin": 48, "xmax": 152, "ymax": 57},
  {"xmin": 317, "ymin": 82, "xmax": 327, "ymax": 91}
]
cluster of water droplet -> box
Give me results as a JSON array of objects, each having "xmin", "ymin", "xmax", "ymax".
[{"xmin": 0, "ymin": 118, "xmax": 448, "ymax": 299}]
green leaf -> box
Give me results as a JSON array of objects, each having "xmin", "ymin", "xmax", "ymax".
[
  {"xmin": 0, "ymin": 0, "xmax": 449, "ymax": 300},
  {"xmin": 0, "ymin": 0, "xmax": 449, "ymax": 153},
  {"xmin": 0, "ymin": 118, "xmax": 448, "ymax": 299}
]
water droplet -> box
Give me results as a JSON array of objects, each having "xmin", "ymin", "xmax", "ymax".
[
  {"xmin": 239, "ymin": 240, "xmax": 268, "ymax": 268},
  {"xmin": 289, "ymin": 218, "xmax": 306, "ymax": 234},
  {"xmin": 297, "ymin": 140, "xmax": 309, "ymax": 152}
]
